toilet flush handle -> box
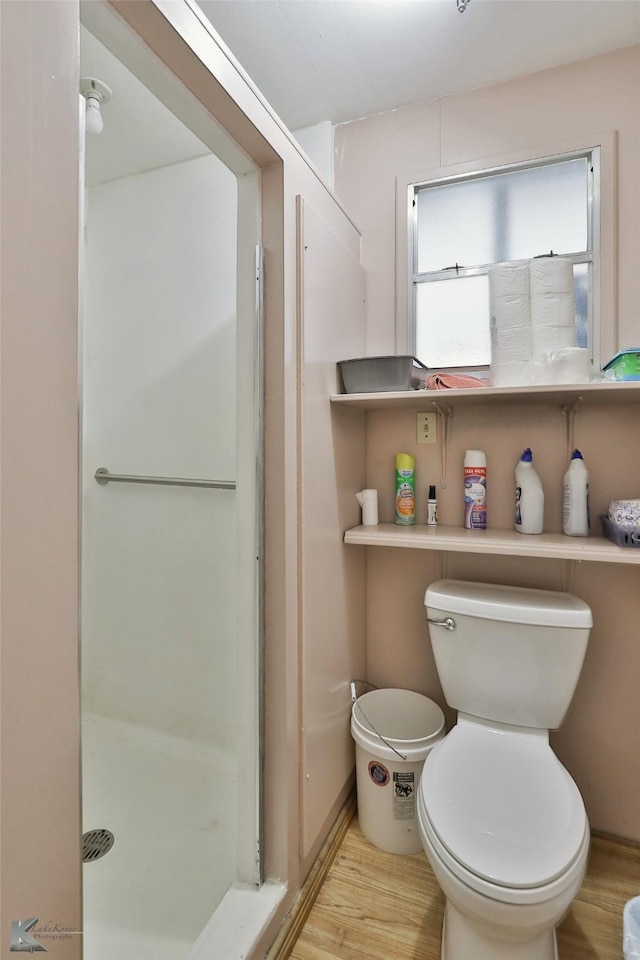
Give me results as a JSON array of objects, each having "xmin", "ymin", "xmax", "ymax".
[{"xmin": 427, "ymin": 617, "xmax": 456, "ymax": 631}]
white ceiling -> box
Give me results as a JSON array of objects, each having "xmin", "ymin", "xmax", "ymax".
[
  {"xmin": 81, "ymin": 27, "xmax": 210, "ymax": 187},
  {"xmin": 81, "ymin": 1, "xmax": 640, "ymax": 187},
  {"xmin": 196, "ymin": 0, "xmax": 640, "ymax": 130}
]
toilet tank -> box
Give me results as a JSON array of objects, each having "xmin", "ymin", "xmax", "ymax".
[{"xmin": 425, "ymin": 579, "xmax": 592, "ymax": 730}]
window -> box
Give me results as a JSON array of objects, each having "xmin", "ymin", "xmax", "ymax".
[{"xmin": 406, "ymin": 149, "xmax": 599, "ymax": 371}]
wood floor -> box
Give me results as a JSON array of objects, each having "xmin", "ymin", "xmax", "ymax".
[{"xmin": 289, "ymin": 817, "xmax": 640, "ymax": 960}]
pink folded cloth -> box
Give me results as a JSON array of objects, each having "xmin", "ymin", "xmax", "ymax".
[{"xmin": 425, "ymin": 373, "xmax": 487, "ymax": 390}]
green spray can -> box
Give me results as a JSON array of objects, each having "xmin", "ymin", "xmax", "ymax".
[{"xmin": 395, "ymin": 453, "xmax": 416, "ymax": 525}]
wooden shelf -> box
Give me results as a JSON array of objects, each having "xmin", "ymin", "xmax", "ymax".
[
  {"xmin": 337, "ymin": 383, "xmax": 640, "ymax": 566},
  {"xmin": 331, "ymin": 380, "xmax": 640, "ymax": 411},
  {"xmin": 344, "ymin": 523, "xmax": 640, "ymax": 566}
]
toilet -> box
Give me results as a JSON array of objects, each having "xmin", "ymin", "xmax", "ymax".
[{"xmin": 417, "ymin": 579, "xmax": 593, "ymax": 960}]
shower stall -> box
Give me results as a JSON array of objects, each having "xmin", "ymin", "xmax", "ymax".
[{"xmin": 79, "ymin": 22, "xmax": 263, "ymax": 959}]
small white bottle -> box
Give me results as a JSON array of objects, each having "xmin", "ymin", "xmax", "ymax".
[
  {"xmin": 563, "ymin": 449, "xmax": 590, "ymax": 537},
  {"xmin": 515, "ymin": 448, "xmax": 544, "ymax": 535}
]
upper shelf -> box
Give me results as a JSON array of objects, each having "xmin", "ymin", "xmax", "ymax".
[
  {"xmin": 344, "ymin": 523, "xmax": 640, "ymax": 566},
  {"xmin": 331, "ymin": 380, "xmax": 640, "ymax": 410}
]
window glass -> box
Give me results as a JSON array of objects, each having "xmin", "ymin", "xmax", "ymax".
[
  {"xmin": 416, "ymin": 275, "xmax": 490, "ymax": 368},
  {"xmin": 574, "ymin": 262, "xmax": 589, "ymax": 349},
  {"xmin": 411, "ymin": 149, "xmax": 596, "ymax": 370},
  {"xmin": 416, "ymin": 178, "xmax": 495, "ymax": 272},
  {"xmin": 415, "ymin": 264, "xmax": 589, "ymax": 367},
  {"xmin": 507, "ymin": 159, "xmax": 588, "ymax": 261},
  {"xmin": 416, "ymin": 158, "xmax": 588, "ymax": 273}
]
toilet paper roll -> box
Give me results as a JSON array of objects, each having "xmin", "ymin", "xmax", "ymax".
[
  {"xmin": 530, "ymin": 258, "xmax": 576, "ymax": 359},
  {"xmin": 489, "ymin": 263, "xmax": 530, "ymax": 299},
  {"xmin": 489, "ymin": 264, "xmax": 532, "ymax": 365},
  {"xmin": 490, "ymin": 311, "xmax": 532, "ymax": 363},
  {"xmin": 532, "ymin": 323, "xmax": 577, "ymax": 359},
  {"xmin": 355, "ymin": 489, "xmax": 378, "ymax": 526},
  {"xmin": 530, "ymin": 291, "xmax": 575, "ymax": 327},
  {"xmin": 490, "ymin": 293, "xmax": 530, "ymax": 326},
  {"xmin": 529, "ymin": 256, "xmax": 574, "ymax": 293}
]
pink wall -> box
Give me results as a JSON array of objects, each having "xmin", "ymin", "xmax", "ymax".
[
  {"xmin": 334, "ymin": 46, "xmax": 640, "ymax": 840},
  {"xmin": 0, "ymin": 2, "xmax": 82, "ymax": 957},
  {"xmin": 298, "ymin": 196, "xmax": 366, "ymax": 858},
  {"xmin": 360, "ymin": 401, "xmax": 640, "ymax": 839},
  {"xmin": 335, "ymin": 44, "xmax": 640, "ymax": 358}
]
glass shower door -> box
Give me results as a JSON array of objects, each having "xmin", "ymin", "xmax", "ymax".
[{"xmin": 80, "ymin": 23, "xmax": 261, "ymax": 958}]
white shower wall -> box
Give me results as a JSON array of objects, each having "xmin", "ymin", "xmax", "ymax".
[{"xmin": 82, "ymin": 152, "xmax": 238, "ymax": 750}]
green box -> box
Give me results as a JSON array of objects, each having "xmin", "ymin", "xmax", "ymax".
[{"xmin": 602, "ymin": 349, "xmax": 640, "ymax": 381}]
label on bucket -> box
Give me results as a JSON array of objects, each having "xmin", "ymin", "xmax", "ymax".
[
  {"xmin": 368, "ymin": 760, "xmax": 390, "ymax": 786},
  {"xmin": 393, "ymin": 772, "xmax": 415, "ymax": 820}
]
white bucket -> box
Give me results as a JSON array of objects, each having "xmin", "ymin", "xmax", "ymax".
[
  {"xmin": 624, "ymin": 896, "xmax": 640, "ymax": 959},
  {"xmin": 351, "ymin": 688, "xmax": 445, "ymax": 855}
]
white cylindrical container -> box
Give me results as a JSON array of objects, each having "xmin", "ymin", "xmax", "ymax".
[
  {"xmin": 563, "ymin": 449, "xmax": 590, "ymax": 537},
  {"xmin": 351, "ymin": 689, "xmax": 445, "ymax": 855},
  {"xmin": 488, "ymin": 263, "xmax": 532, "ymax": 373},
  {"xmin": 355, "ymin": 489, "xmax": 379, "ymax": 526},
  {"xmin": 515, "ymin": 448, "xmax": 544, "ymax": 534},
  {"xmin": 463, "ymin": 450, "xmax": 487, "ymax": 530},
  {"xmin": 623, "ymin": 895, "xmax": 640, "ymax": 960},
  {"xmin": 529, "ymin": 256, "xmax": 576, "ymax": 361}
]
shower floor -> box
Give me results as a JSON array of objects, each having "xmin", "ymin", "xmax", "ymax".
[{"xmin": 82, "ymin": 713, "xmax": 238, "ymax": 960}]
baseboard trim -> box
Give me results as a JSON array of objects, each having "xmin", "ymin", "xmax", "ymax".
[
  {"xmin": 591, "ymin": 828, "xmax": 640, "ymax": 852},
  {"xmin": 265, "ymin": 791, "xmax": 356, "ymax": 960}
]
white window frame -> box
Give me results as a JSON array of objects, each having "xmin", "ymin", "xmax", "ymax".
[{"xmin": 395, "ymin": 133, "xmax": 617, "ymax": 373}]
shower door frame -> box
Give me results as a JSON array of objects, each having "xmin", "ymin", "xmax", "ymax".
[{"xmin": 79, "ymin": 0, "xmax": 271, "ymax": 898}]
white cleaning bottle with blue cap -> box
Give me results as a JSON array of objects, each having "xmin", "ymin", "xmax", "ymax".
[
  {"xmin": 515, "ymin": 448, "xmax": 544, "ymax": 535},
  {"xmin": 563, "ymin": 449, "xmax": 590, "ymax": 537}
]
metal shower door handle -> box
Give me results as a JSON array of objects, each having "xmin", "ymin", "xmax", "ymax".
[{"xmin": 427, "ymin": 617, "xmax": 456, "ymax": 631}]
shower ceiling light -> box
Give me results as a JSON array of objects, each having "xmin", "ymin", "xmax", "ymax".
[{"xmin": 80, "ymin": 77, "xmax": 111, "ymax": 135}]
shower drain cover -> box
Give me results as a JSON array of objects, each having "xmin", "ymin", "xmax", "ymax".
[{"xmin": 82, "ymin": 828, "xmax": 114, "ymax": 862}]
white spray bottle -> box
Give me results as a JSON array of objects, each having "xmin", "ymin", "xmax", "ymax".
[
  {"xmin": 563, "ymin": 449, "xmax": 590, "ymax": 537},
  {"xmin": 515, "ymin": 448, "xmax": 544, "ymax": 535}
]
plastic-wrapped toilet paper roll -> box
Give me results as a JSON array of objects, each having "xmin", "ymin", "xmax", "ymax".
[
  {"xmin": 490, "ymin": 360, "xmax": 535, "ymax": 387},
  {"xmin": 530, "ymin": 258, "xmax": 576, "ymax": 359},
  {"xmin": 535, "ymin": 347, "xmax": 590, "ymax": 384},
  {"xmin": 489, "ymin": 263, "xmax": 530, "ymax": 299},
  {"xmin": 490, "ymin": 292, "xmax": 530, "ymax": 327},
  {"xmin": 529, "ymin": 256, "xmax": 575, "ymax": 291},
  {"xmin": 532, "ymin": 319, "xmax": 576, "ymax": 357},
  {"xmin": 489, "ymin": 264, "xmax": 532, "ymax": 365},
  {"xmin": 531, "ymin": 291, "xmax": 575, "ymax": 327},
  {"xmin": 490, "ymin": 313, "xmax": 532, "ymax": 363}
]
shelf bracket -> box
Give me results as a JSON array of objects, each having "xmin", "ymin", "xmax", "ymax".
[
  {"xmin": 432, "ymin": 401, "xmax": 453, "ymax": 488},
  {"xmin": 561, "ymin": 397, "xmax": 583, "ymax": 457}
]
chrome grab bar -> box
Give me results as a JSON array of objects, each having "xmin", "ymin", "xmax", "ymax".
[
  {"xmin": 427, "ymin": 617, "xmax": 456, "ymax": 631},
  {"xmin": 94, "ymin": 467, "xmax": 236, "ymax": 490}
]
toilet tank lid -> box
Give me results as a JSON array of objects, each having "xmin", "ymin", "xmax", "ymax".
[{"xmin": 424, "ymin": 580, "xmax": 592, "ymax": 628}]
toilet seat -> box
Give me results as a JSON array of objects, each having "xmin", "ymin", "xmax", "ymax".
[{"xmin": 419, "ymin": 720, "xmax": 587, "ymax": 895}]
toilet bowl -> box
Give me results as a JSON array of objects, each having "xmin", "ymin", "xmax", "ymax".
[{"xmin": 418, "ymin": 580, "xmax": 593, "ymax": 960}]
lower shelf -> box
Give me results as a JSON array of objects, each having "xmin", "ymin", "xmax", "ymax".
[{"xmin": 344, "ymin": 523, "xmax": 640, "ymax": 566}]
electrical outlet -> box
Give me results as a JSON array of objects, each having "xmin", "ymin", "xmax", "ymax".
[{"xmin": 417, "ymin": 411, "xmax": 437, "ymax": 444}]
